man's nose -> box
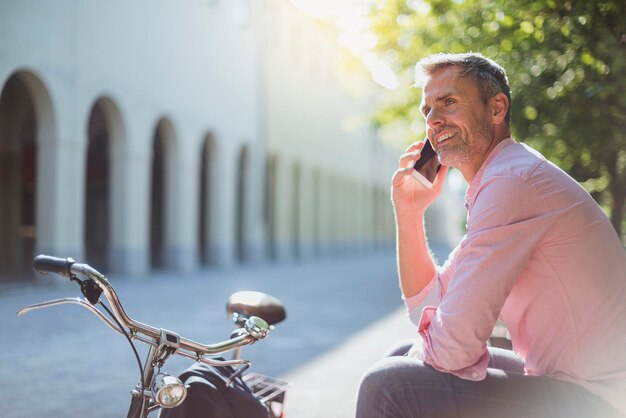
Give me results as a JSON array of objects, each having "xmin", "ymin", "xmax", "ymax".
[{"xmin": 426, "ymin": 108, "xmax": 444, "ymax": 129}]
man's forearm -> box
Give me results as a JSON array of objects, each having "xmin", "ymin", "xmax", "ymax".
[{"xmin": 395, "ymin": 210, "xmax": 438, "ymax": 299}]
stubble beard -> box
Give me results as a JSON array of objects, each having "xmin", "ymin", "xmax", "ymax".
[{"xmin": 436, "ymin": 125, "xmax": 493, "ymax": 171}]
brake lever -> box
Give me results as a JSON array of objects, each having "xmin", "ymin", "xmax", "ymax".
[
  {"xmin": 76, "ymin": 277, "xmax": 103, "ymax": 305},
  {"xmin": 18, "ymin": 297, "xmax": 87, "ymax": 316},
  {"xmin": 17, "ymin": 297, "xmax": 124, "ymax": 335}
]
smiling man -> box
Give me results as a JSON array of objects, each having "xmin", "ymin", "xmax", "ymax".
[{"xmin": 356, "ymin": 53, "xmax": 626, "ymax": 418}]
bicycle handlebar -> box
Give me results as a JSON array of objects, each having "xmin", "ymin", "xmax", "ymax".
[
  {"xmin": 27, "ymin": 254, "xmax": 269, "ymax": 359},
  {"xmin": 33, "ymin": 254, "xmax": 76, "ymax": 277}
]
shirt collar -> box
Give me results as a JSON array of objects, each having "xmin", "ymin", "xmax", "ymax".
[{"xmin": 464, "ymin": 137, "xmax": 516, "ymax": 209}]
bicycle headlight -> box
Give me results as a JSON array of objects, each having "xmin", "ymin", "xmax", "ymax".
[{"xmin": 151, "ymin": 373, "xmax": 187, "ymax": 408}]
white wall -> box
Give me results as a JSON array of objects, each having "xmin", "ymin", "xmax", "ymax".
[
  {"xmin": 0, "ymin": 0, "xmax": 261, "ymax": 274},
  {"xmin": 1, "ymin": 0, "xmax": 448, "ymax": 279},
  {"xmin": 261, "ymin": 0, "xmax": 399, "ymax": 259}
]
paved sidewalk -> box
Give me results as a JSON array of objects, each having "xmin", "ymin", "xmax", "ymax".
[
  {"xmin": 282, "ymin": 306, "xmax": 415, "ymax": 418},
  {"xmin": 0, "ymin": 250, "xmax": 419, "ymax": 418}
]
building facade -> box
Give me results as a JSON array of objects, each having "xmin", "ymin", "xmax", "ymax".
[{"xmin": 0, "ymin": 0, "xmax": 409, "ymax": 278}]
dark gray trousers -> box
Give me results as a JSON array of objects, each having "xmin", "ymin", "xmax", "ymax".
[{"xmin": 356, "ymin": 342, "xmax": 622, "ymax": 418}]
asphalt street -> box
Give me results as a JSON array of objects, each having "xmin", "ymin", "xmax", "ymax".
[{"xmin": 0, "ymin": 249, "xmax": 428, "ymax": 418}]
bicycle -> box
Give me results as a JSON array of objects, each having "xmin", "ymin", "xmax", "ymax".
[{"xmin": 18, "ymin": 255, "xmax": 290, "ymax": 418}]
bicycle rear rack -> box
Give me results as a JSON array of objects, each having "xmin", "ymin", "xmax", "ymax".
[{"xmin": 244, "ymin": 372, "xmax": 292, "ymax": 404}]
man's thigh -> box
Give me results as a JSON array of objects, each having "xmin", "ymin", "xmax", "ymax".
[
  {"xmin": 356, "ymin": 356, "xmax": 620, "ymax": 418},
  {"xmin": 386, "ymin": 342, "xmax": 525, "ymax": 373}
]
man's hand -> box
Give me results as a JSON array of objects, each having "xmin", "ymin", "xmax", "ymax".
[{"xmin": 392, "ymin": 141, "xmax": 449, "ymax": 216}]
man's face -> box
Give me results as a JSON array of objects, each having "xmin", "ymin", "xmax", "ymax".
[{"xmin": 419, "ymin": 66, "xmax": 497, "ymax": 179}]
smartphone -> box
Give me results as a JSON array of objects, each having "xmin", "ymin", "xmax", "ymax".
[{"xmin": 411, "ymin": 139, "xmax": 441, "ymax": 188}]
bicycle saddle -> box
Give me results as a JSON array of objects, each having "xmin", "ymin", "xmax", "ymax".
[{"xmin": 227, "ymin": 291, "xmax": 286, "ymax": 326}]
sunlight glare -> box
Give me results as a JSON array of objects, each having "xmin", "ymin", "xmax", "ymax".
[
  {"xmin": 289, "ymin": 0, "xmax": 356, "ymax": 18},
  {"xmin": 290, "ymin": 0, "xmax": 399, "ymax": 90}
]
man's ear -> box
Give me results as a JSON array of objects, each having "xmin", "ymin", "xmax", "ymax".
[{"xmin": 491, "ymin": 92, "xmax": 509, "ymax": 124}]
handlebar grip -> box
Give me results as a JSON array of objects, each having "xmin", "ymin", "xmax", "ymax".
[{"xmin": 33, "ymin": 255, "xmax": 76, "ymax": 277}]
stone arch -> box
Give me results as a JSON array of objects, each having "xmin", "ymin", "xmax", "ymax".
[
  {"xmin": 311, "ymin": 167, "xmax": 321, "ymax": 256},
  {"xmin": 291, "ymin": 161, "xmax": 302, "ymax": 259},
  {"xmin": 264, "ymin": 153, "xmax": 279, "ymax": 261},
  {"xmin": 84, "ymin": 96, "xmax": 125, "ymax": 271},
  {"xmin": 150, "ymin": 117, "xmax": 177, "ymax": 269},
  {"xmin": 0, "ymin": 70, "xmax": 56, "ymax": 277},
  {"xmin": 235, "ymin": 145, "xmax": 250, "ymax": 263},
  {"xmin": 198, "ymin": 133, "xmax": 216, "ymax": 266}
]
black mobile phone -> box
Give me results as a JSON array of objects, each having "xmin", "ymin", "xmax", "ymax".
[{"xmin": 411, "ymin": 139, "xmax": 441, "ymax": 188}]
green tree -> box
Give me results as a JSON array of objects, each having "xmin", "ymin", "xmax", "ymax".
[{"xmin": 368, "ymin": 0, "xmax": 626, "ymax": 241}]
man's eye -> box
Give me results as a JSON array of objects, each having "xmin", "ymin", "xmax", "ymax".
[{"xmin": 444, "ymin": 98, "xmax": 455, "ymax": 106}]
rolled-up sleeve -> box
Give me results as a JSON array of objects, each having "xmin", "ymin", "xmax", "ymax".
[
  {"xmin": 412, "ymin": 174, "xmax": 555, "ymax": 380},
  {"xmin": 404, "ymin": 271, "xmax": 439, "ymax": 326},
  {"xmin": 404, "ymin": 240, "xmax": 462, "ymax": 325}
]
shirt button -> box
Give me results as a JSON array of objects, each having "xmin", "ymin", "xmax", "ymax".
[{"xmin": 471, "ymin": 372, "xmax": 479, "ymax": 379}]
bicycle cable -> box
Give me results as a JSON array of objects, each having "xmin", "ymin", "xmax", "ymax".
[
  {"xmin": 70, "ymin": 274, "xmax": 146, "ymax": 398},
  {"xmin": 99, "ymin": 302, "xmax": 146, "ymax": 404}
]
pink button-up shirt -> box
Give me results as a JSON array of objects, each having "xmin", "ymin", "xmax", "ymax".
[{"xmin": 406, "ymin": 138, "xmax": 626, "ymax": 415}]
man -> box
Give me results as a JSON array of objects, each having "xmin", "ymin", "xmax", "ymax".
[{"xmin": 356, "ymin": 53, "xmax": 626, "ymax": 418}]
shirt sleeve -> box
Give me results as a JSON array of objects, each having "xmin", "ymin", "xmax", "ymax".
[
  {"xmin": 404, "ymin": 271, "xmax": 439, "ymax": 326},
  {"xmin": 403, "ymin": 244, "xmax": 460, "ymax": 326},
  {"xmin": 413, "ymin": 174, "xmax": 556, "ymax": 380}
]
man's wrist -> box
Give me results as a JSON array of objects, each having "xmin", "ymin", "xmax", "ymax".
[{"xmin": 393, "ymin": 205, "xmax": 427, "ymax": 220}]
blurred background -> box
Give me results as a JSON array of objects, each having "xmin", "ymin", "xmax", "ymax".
[{"xmin": 0, "ymin": 0, "xmax": 624, "ymax": 417}]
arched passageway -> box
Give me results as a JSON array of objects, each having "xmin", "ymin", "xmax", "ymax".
[
  {"xmin": 150, "ymin": 118, "xmax": 176, "ymax": 270},
  {"xmin": 235, "ymin": 145, "xmax": 249, "ymax": 263},
  {"xmin": 84, "ymin": 100, "xmax": 111, "ymax": 270},
  {"xmin": 151, "ymin": 131, "xmax": 166, "ymax": 268},
  {"xmin": 291, "ymin": 162, "xmax": 301, "ymax": 259},
  {"xmin": 199, "ymin": 134, "xmax": 215, "ymax": 266},
  {"xmin": 0, "ymin": 74, "xmax": 39, "ymax": 276},
  {"xmin": 264, "ymin": 154, "xmax": 278, "ymax": 260},
  {"xmin": 312, "ymin": 169, "xmax": 321, "ymax": 256}
]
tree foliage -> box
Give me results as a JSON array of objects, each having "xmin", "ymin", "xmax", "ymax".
[{"xmin": 368, "ymin": 0, "xmax": 626, "ymax": 240}]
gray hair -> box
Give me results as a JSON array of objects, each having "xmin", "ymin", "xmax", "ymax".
[{"xmin": 414, "ymin": 52, "xmax": 511, "ymax": 124}]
